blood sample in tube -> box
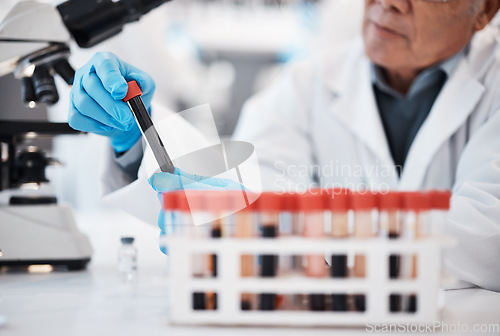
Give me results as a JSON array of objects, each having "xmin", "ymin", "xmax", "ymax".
[
  {"xmin": 378, "ymin": 192, "xmax": 402, "ymax": 312},
  {"xmin": 329, "ymin": 189, "xmax": 349, "ymax": 312},
  {"xmin": 299, "ymin": 190, "xmax": 327, "ymax": 311},
  {"xmin": 234, "ymin": 192, "xmax": 257, "ymax": 311},
  {"xmin": 402, "ymin": 192, "xmax": 431, "ymax": 313},
  {"xmin": 351, "ymin": 191, "xmax": 378, "ymax": 312},
  {"xmin": 256, "ymin": 193, "xmax": 281, "ymax": 311}
]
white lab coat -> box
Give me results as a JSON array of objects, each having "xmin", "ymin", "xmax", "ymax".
[
  {"xmin": 103, "ymin": 24, "xmax": 500, "ymax": 292},
  {"xmin": 232, "ymin": 25, "xmax": 500, "ymax": 292}
]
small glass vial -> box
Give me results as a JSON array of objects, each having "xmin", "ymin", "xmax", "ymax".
[{"xmin": 118, "ymin": 237, "xmax": 137, "ymax": 283}]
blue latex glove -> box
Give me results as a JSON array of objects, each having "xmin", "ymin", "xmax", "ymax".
[
  {"xmin": 68, "ymin": 51, "xmax": 156, "ymax": 152},
  {"xmin": 148, "ymin": 167, "xmax": 244, "ymax": 192}
]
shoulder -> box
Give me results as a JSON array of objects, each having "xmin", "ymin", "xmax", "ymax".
[
  {"xmin": 467, "ymin": 24, "xmax": 500, "ymax": 84},
  {"xmin": 466, "ymin": 24, "xmax": 500, "ymax": 116}
]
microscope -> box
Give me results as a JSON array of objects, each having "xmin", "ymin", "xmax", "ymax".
[{"xmin": 0, "ymin": 0, "xmax": 171, "ymax": 270}]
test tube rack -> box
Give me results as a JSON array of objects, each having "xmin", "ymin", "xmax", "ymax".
[
  {"xmin": 162, "ymin": 190, "xmax": 452, "ymax": 327},
  {"xmin": 167, "ymin": 236, "xmax": 445, "ymax": 326}
]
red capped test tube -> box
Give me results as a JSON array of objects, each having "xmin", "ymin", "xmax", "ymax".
[
  {"xmin": 401, "ymin": 192, "xmax": 432, "ymax": 313},
  {"xmin": 328, "ymin": 188, "xmax": 350, "ymax": 312},
  {"xmin": 351, "ymin": 191, "xmax": 378, "ymax": 312},
  {"xmin": 204, "ymin": 191, "xmax": 230, "ymax": 280},
  {"xmin": 176, "ymin": 191, "xmax": 210, "ymax": 311},
  {"xmin": 160, "ymin": 191, "xmax": 179, "ymax": 255},
  {"xmin": 255, "ymin": 192, "xmax": 283, "ymax": 311},
  {"xmin": 299, "ymin": 189, "xmax": 327, "ymax": 311},
  {"xmin": 428, "ymin": 190, "xmax": 452, "ymax": 235},
  {"xmin": 282, "ymin": 192, "xmax": 302, "ymax": 276},
  {"xmin": 123, "ymin": 80, "xmax": 174, "ymax": 173},
  {"xmin": 233, "ymin": 191, "xmax": 258, "ymax": 311},
  {"xmin": 378, "ymin": 192, "xmax": 403, "ymax": 312}
]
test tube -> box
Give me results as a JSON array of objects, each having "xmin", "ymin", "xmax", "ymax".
[
  {"xmin": 123, "ymin": 81, "xmax": 174, "ymax": 173},
  {"xmin": 351, "ymin": 191, "xmax": 378, "ymax": 312},
  {"xmin": 178, "ymin": 191, "xmax": 209, "ymax": 310},
  {"xmin": 205, "ymin": 191, "xmax": 229, "ymax": 278},
  {"xmin": 160, "ymin": 191, "xmax": 179, "ymax": 257},
  {"xmin": 256, "ymin": 192, "xmax": 282, "ymax": 311},
  {"xmin": 233, "ymin": 191, "xmax": 257, "ymax": 311},
  {"xmin": 329, "ymin": 188, "xmax": 349, "ymax": 312},
  {"xmin": 180, "ymin": 191, "xmax": 208, "ymax": 239},
  {"xmin": 378, "ymin": 192, "xmax": 402, "ymax": 312},
  {"xmin": 282, "ymin": 192, "xmax": 306, "ymax": 310},
  {"xmin": 163, "ymin": 191, "xmax": 180, "ymax": 234},
  {"xmin": 428, "ymin": 190, "xmax": 451, "ymax": 236},
  {"xmin": 279, "ymin": 192, "xmax": 299, "ymax": 278},
  {"xmin": 429, "ymin": 190, "xmax": 451, "ymax": 311},
  {"xmin": 288, "ymin": 193, "xmax": 303, "ymax": 276},
  {"xmin": 402, "ymin": 192, "xmax": 431, "ymax": 313},
  {"xmin": 299, "ymin": 189, "xmax": 327, "ymax": 311},
  {"xmin": 279, "ymin": 193, "xmax": 293, "ymax": 237},
  {"xmin": 206, "ymin": 191, "xmax": 233, "ymax": 311}
]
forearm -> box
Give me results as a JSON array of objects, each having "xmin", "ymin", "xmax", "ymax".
[
  {"xmin": 444, "ymin": 110, "xmax": 500, "ymax": 292},
  {"xmin": 445, "ymin": 181, "xmax": 500, "ymax": 292}
]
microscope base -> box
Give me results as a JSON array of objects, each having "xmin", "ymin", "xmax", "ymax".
[{"xmin": 0, "ymin": 204, "xmax": 93, "ymax": 271}]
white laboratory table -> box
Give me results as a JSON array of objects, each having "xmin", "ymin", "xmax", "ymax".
[{"xmin": 1, "ymin": 210, "xmax": 499, "ymax": 336}]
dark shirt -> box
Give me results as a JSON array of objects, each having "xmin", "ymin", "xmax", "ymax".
[{"xmin": 371, "ymin": 51, "xmax": 463, "ymax": 176}]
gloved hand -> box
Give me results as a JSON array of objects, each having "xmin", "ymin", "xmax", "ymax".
[
  {"xmin": 151, "ymin": 167, "xmax": 244, "ymax": 255},
  {"xmin": 69, "ymin": 51, "xmax": 156, "ymax": 152},
  {"xmin": 149, "ymin": 167, "xmax": 244, "ymax": 192}
]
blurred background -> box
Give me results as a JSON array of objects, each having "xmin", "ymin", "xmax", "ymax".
[{"xmin": 0, "ymin": 0, "xmax": 364, "ymax": 214}]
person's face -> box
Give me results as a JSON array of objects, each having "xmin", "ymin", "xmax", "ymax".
[{"xmin": 363, "ymin": 0, "xmax": 489, "ymax": 72}]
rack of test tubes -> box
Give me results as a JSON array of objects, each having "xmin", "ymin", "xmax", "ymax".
[{"xmin": 161, "ymin": 189, "xmax": 451, "ymax": 327}]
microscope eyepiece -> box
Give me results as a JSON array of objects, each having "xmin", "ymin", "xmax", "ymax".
[{"xmin": 31, "ymin": 65, "xmax": 59, "ymax": 106}]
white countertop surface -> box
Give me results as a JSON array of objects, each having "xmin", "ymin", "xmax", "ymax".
[{"xmin": 1, "ymin": 210, "xmax": 499, "ymax": 336}]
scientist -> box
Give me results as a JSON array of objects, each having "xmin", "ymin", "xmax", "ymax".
[{"xmin": 68, "ymin": 0, "xmax": 500, "ymax": 291}]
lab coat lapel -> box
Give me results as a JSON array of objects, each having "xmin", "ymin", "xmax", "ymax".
[
  {"xmin": 400, "ymin": 59, "xmax": 485, "ymax": 190},
  {"xmin": 329, "ymin": 56, "xmax": 395, "ymax": 170}
]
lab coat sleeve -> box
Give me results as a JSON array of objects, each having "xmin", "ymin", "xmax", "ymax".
[
  {"xmin": 446, "ymin": 108, "xmax": 500, "ymax": 292},
  {"xmin": 232, "ymin": 62, "xmax": 317, "ymax": 191},
  {"xmin": 101, "ymin": 145, "xmax": 138, "ymax": 196},
  {"xmin": 113, "ymin": 140, "xmax": 144, "ymax": 179},
  {"xmin": 100, "ymin": 140, "xmax": 143, "ymax": 196}
]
